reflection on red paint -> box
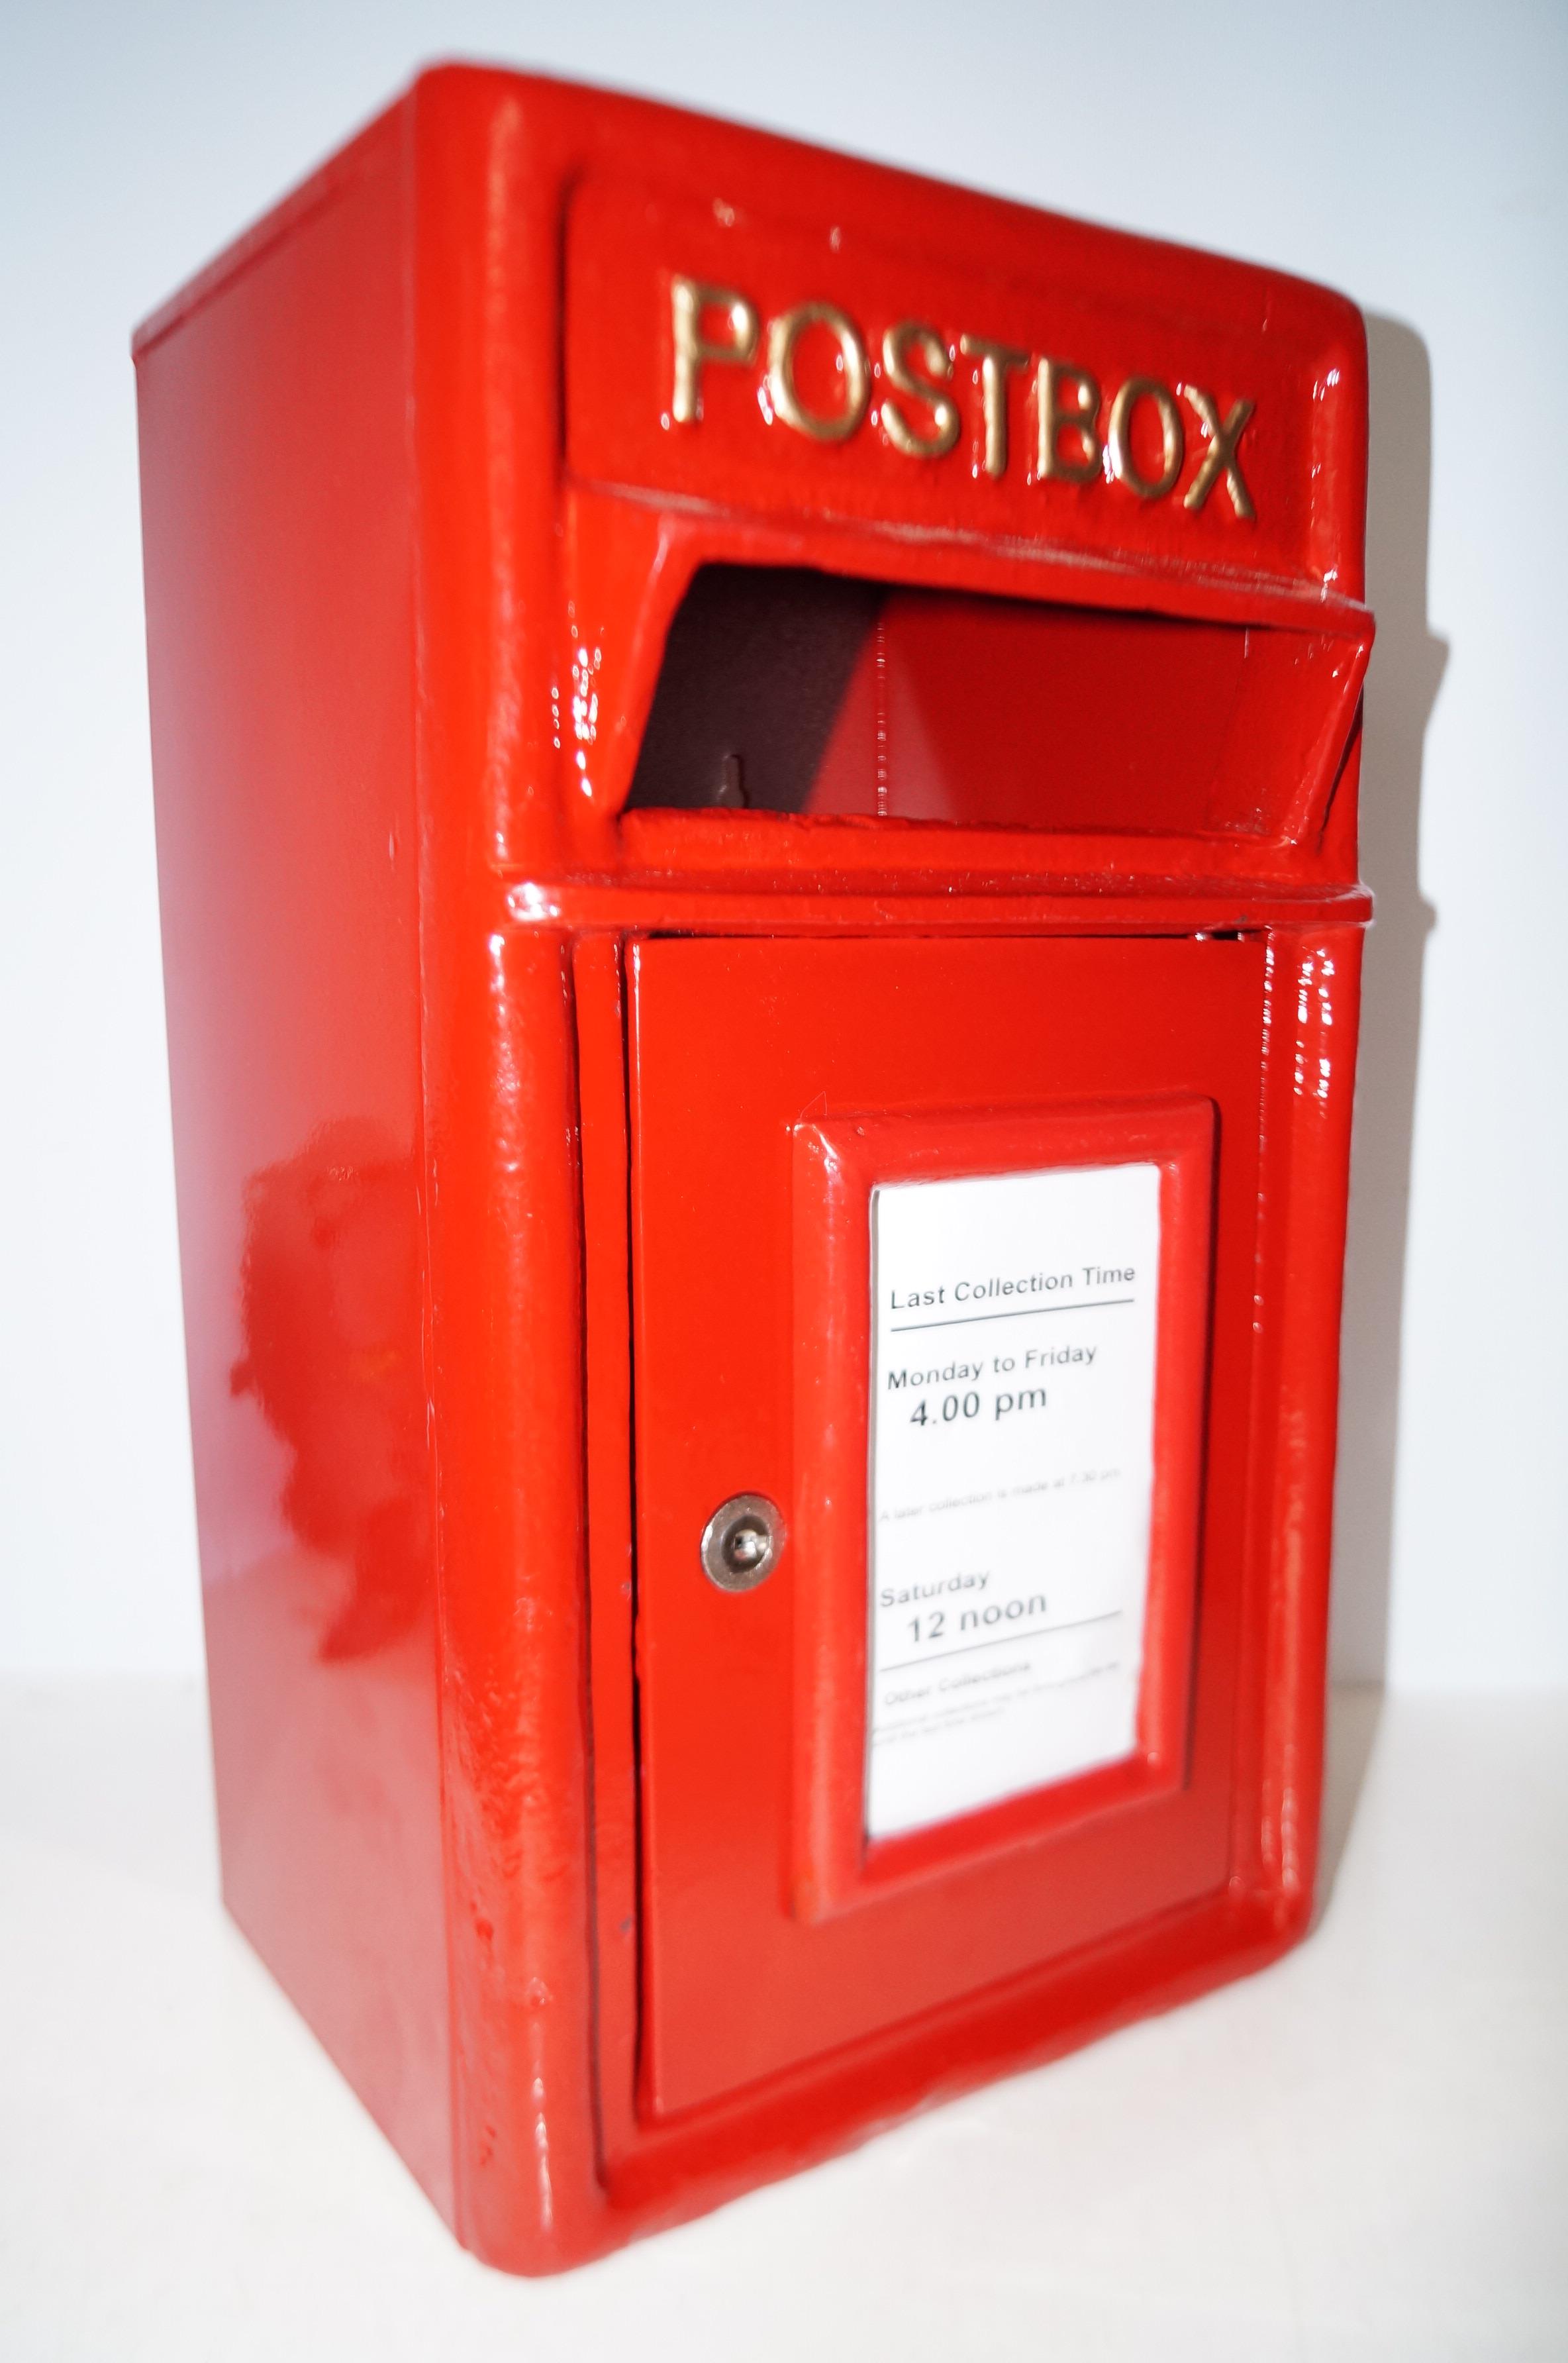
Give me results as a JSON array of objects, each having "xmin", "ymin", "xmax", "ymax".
[{"xmin": 231, "ymin": 1121, "xmax": 427, "ymax": 1660}]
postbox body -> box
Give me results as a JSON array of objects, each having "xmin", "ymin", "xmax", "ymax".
[{"xmin": 136, "ymin": 68, "xmax": 1372, "ymax": 2273}]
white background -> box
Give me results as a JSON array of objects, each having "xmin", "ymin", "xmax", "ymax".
[
  {"xmin": 1, "ymin": 0, "xmax": 1565, "ymax": 1688},
  {"xmin": 4, "ymin": 1684, "xmax": 1564, "ymax": 2358}
]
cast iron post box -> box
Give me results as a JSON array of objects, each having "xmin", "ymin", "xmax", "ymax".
[{"xmin": 136, "ymin": 67, "xmax": 1373, "ymax": 2273}]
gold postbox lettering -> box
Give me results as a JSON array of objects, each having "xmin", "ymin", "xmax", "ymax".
[
  {"xmin": 957, "ymin": 334, "xmax": 1030, "ymax": 481},
  {"xmin": 765, "ymin": 301, "xmax": 871, "ymax": 442},
  {"xmin": 664, "ymin": 270, "xmax": 1257, "ymax": 521},
  {"xmin": 669, "ymin": 276, "xmax": 760, "ymax": 425},
  {"xmin": 1107, "ymin": 376, "xmax": 1185, "ymax": 500},
  {"xmin": 1179, "ymin": 385, "xmax": 1257, "ymax": 518},
  {"xmin": 1034, "ymin": 359, "xmax": 1104, "ymax": 484},
  {"xmin": 879, "ymin": 322, "xmax": 961, "ymax": 459}
]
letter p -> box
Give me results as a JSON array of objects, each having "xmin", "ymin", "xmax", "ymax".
[{"xmin": 669, "ymin": 276, "xmax": 760, "ymax": 426}]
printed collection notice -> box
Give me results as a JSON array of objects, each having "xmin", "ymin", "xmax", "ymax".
[{"xmin": 867, "ymin": 1161, "xmax": 1161, "ymax": 1839}]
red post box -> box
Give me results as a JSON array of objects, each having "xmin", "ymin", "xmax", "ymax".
[{"xmin": 136, "ymin": 66, "xmax": 1372, "ymax": 2273}]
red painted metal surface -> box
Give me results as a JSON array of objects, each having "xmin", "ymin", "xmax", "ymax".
[
  {"xmin": 136, "ymin": 64, "xmax": 1371, "ymax": 2273},
  {"xmin": 631, "ymin": 941, "xmax": 1248, "ymax": 2115},
  {"xmin": 785, "ymin": 1091, "xmax": 1214, "ymax": 1925}
]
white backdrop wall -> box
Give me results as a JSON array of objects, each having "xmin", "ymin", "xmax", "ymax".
[{"xmin": 1, "ymin": 0, "xmax": 1563, "ymax": 1684}]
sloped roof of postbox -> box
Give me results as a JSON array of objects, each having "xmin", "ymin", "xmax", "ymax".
[
  {"xmin": 134, "ymin": 66, "xmax": 1366, "ymax": 602},
  {"xmin": 134, "ymin": 62, "xmax": 1365, "ymax": 388},
  {"xmin": 134, "ymin": 66, "xmax": 1371, "ymax": 885}
]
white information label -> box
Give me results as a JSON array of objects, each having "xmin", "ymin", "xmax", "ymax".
[{"xmin": 866, "ymin": 1161, "xmax": 1161, "ymax": 1840}]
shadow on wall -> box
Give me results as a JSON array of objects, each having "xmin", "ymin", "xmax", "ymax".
[{"xmin": 1330, "ymin": 316, "xmax": 1446, "ymax": 1684}]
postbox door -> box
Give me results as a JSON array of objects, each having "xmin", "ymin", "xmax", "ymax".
[{"xmin": 629, "ymin": 933, "xmax": 1266, "ymax": 2118}]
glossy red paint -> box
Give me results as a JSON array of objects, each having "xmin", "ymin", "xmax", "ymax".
[
  {"xmin": 136, "ymin": 66, "xmax": 1371, "ymax": 2273},
  {"xmin": 632, "ymin": 946, "xmax": 1246, "ymax": 2116},
  {"xmin": 783, "ymin": 1091, "xmax": 1215, "ymax": 1929}
]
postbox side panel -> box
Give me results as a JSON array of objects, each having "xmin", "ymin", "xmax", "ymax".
[
  {"xmin": 137, "ymin": 123, "xmax": 454, "ymax": 2218},
  {"xmin": 630, "ymin": 934, "xmax": 1267, "ymax": 2115}
]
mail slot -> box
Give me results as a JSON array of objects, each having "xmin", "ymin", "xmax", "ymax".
[{"xmin": 136, "ymin": 66, "xmax": 1373, "ymax": 2272}]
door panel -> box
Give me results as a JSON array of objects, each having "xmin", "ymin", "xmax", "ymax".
[{"xmin": 629, "ymin": 935, "xmax": 1265, "ymax": 2117}]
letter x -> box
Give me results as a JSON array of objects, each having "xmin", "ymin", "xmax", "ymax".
[{"xmin": 1179, "ymin": 385, "xmax": 1255, "ymax": 519}]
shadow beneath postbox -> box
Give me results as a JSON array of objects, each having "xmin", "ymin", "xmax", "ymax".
[{"xmin": 1326, "ymin": 319, "xmax": 1446, "ymax": 1723}]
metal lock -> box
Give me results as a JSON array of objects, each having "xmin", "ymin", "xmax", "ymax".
[{"xmin": 699, "ymin": 1493, "xmax": 784, "ymax": 1591}]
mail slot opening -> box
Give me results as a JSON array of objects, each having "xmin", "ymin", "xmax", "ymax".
[{"xmin": 623, "ymin": 564, "xmax": 1340, "ymax": 839}]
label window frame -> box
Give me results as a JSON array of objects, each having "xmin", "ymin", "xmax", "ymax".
[{"xmin": 790, "ymin": 1097, "xmax": 1214, "ymax": 1921}]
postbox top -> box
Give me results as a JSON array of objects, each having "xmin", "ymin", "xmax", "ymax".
[{"xmin": 136, "ymin": 67, "xmax": 1372, "ymax": 907}]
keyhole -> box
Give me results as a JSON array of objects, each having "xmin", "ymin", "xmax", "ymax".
[{"xmin": 700, "ymin": 1493, "xmax": 784, "ymax": 1591}]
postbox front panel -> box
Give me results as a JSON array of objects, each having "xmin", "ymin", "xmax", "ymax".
[{"xmin": 630, "ymin": 933, "xmax": 1267, "ymax": 2117}]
